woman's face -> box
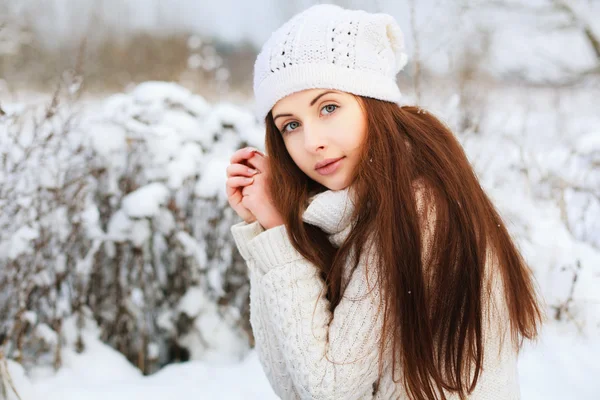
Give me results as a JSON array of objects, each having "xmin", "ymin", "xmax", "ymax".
[{"xmin": 271, "ymin": 89, "xmax": 367, "ymax": 191}]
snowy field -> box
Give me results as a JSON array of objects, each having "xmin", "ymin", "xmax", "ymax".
[
  {"xmin": 3, "ymin": 324, "xmax": 598, "ymax": 400},
  {"xmin": 0, "ymin": 79, "xmax": 598, "ymax": 399}
]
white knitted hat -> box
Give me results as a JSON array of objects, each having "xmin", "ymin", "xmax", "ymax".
[{"xmin": 253, "ymin": 4, "xmax": 409, "ymax": 121}]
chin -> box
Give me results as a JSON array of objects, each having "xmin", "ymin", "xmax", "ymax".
[{"xmin": 320, "ymin": 176, "xmax": 351, "ymax": 191}]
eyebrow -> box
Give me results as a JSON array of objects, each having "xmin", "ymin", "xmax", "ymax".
[{"xmin": 272, "ymin": 90, "xmax": 337, "ymax": 122}]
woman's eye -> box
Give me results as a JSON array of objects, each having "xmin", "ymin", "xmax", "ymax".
[
  {"xmin": 322, "ymin": 104, "xmax": 338, "ymax": 115},
  {"xmin": 281, "ymin": 105, "xmax": 338, "ymax": 133},
  {"xmin": 282, "ymin": 121, "xmax": 299, "ymax": 133}
]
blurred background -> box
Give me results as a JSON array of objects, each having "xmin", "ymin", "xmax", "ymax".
[{"xmin": 0, "ymin": 1, "xmax": 599, "ymax": 399}]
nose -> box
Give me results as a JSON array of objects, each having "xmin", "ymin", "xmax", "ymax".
[{"xmin": 303, "ymin": 122, "xmax": 327, "ymax": 154}]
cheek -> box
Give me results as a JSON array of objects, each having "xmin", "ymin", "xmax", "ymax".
[
  {"xmin": 284, "ymin": 140, "xmax": 312, "ymax": 174},
  {"xmin": 350, "ymin": 117, "xmax": 368, "ymax": 150},
  {"xmin": 339, "ymin": 123, "xmax": 366, "ymax": 153}
]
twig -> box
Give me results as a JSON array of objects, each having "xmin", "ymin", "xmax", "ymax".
[{"xmin": 0, "ymin": 349, "xmax": 23, "ymax": 400}]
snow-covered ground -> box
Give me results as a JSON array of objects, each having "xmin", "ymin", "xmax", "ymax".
[
  {"xmin": 7, "ymin": 342, "xmax": 279, "ymax": 400},
  {"xmin": 1, "ymin": 80, "xmax": 599, "ymax": 399},
  {"xmin": 3, "ymin": 318, "xmax": 599, "ymax": 399}
]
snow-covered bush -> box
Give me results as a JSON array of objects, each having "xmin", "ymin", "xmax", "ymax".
[
  {"xmin": 443, "ymin": 87, "xmax": 600, "ymax": 334},
  {"xmin": 0, "ymin": 85, "xmax": 93, "ymax": 374},
  {"xmin": 82, "ymin": 81, "xmax": 264, "ymax": 372},
  {"xmin": 0, "ymin": 81, "xmax": 264, "ymax": 376}
]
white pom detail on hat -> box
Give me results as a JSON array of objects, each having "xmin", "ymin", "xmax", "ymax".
[{"xmin": 253, "ymin": 4, "xmax": 409, "ymax": 121}]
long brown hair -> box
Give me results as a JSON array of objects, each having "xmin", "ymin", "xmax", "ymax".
[{"xmin": 264, "ymin": 97, "xmax": 542, "ymax": 400}]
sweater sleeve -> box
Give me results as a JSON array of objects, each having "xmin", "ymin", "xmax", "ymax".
[
  {"xmin": 231, "ymin": 221, "xmax": 301, "ymax": 399},
  {"xmin": 246, "ymin": 225, "xmax": 385, "ymax": 400},
  {"xmin": 231, "ymin": 220, "xmax": 265, "ymax": 263}
]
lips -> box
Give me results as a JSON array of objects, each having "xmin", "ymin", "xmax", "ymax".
[
  {"xmin": 314, "ymin": 157, "xmax": 344, "ymax": 171},
  {"xmin": 314, "ymin": 157, "xmax": 345, "ymax": 176}
]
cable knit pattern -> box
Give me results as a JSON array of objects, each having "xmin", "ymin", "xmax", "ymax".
[
  {"xmin": 232, "ymin": 220, "xmax": 303, "ymax": 398},
  {"xmin": 231, "ymin": 187, "xmax": 522, "ymax": 399},
  {"xmin": 252, "ymin": 4, "xmax": 409, "ymax": 120}
]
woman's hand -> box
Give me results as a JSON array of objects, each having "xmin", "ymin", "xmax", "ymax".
[
  {"xmin": 226, "ymin": 147, "xmax": 261, "ymax": 224},
  {"xmin": 242, "ymin": 150, "xmax": 285, "ymax": 230},
  {"xmin": 226, "ymin": 147, "xmax": 284, "ymax": 230}
]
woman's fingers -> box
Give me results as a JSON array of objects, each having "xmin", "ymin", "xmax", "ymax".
[
  {"xmin": 241, "ymin": 184, "xmax": 251, "ymax": 196},
  {"xmin": 226, "ymin": 176, "xmax": 254, "ymax": 195},
  {"xmin": 246, "ymin": 153, "xmax": 268, "ymax": 173},
  {"xmin": 226, "ymin": 147, "xmax": 264, "ymax": 224},
  {"xmin": 230, "ymin": 147, "xmax": 265, "ymax": 166},
  {"xmin": 226, "ymin": 162, "xmax": 257, "ymax": 198},
  {"xmin": 226, "ymin": 163, "xmax": 259, "ymax": 178}
]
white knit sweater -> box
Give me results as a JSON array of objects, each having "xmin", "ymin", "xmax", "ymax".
[{"xmin": 231, "ymin": 187, "xmax": 521, "ymax": 399}]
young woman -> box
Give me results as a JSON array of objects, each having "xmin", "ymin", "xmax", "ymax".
[{"xmin": 226, "ymin": 4, "xmax": 542, "ymax": 400}]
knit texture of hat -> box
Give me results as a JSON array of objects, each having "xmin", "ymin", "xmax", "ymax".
[{"xmin": 253, "ymin": 4, "xmax": 409, "ymax": 121}]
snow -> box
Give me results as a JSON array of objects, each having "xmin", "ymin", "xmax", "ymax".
[
  {"xmin": 1, "ymin": 9, "xmax": 599, "ymax": 394},
  {"xmin": 1, "ymin": 323, "xmax": 598, "ymax": 400},
  {"xmin": 176, "ymin": 231, "xmax": 208, "ymax": 268},
  {"xmin": 1, "ymin": 80, "xmax": 598, "ymax": 397},
  {"xmin": 86, "ymin": 122, "xmax": 128, "ymax": 194},
  {"xmin": 195, "ymin": 152, "xmax": 229, "ymax": 200},
  {"xmin": 129, "ymin": 219, "xmax": 152, "ymax": 248},
  {"xmin": 174, "ymin": 286, "xmax": 247, "ymax": 362},
  {"xmin": 107, "ymin": 209, "xmax": 133, "ymax": 242},
  {"xmin": 131, "ymin": 81, "xmax": 210, "ymax": 118},
  {"xmin": 35, "ymin": 323, "xmax": 59, "ymax": 346},
  {"xmin": 147, "ymin": 342, "xmax": 160, "ymax": 361},
  {"xmin": 177, "ymin": 286, "xmax": 210, "ymax": 318},
  {"xmin": 519, "ymin": 324, "xmax": 600, "ymax": 399},
  {"xmin": 155, "ymin": 208, "xmax": 176, "ymax": 236},
  {"xmin": 122, "ymin": 183, "xmax": 171, "ymax": 219},
  {"xmin": 0, "ymin": 83, "xmax": 597, "ymax": 400},
  {"xmin": 6, "ymin": 345, "xmax": 277, "ymax": 400},
  {"xmin": 22, "ymin": 311, "xmax": 37, "ymax": 325},
  {"xmin": 1, "ymin": 224, "xmax": 39, "ymax": 260},
  {"xmin": 576, "ymin": 131, "xmax": 600, "ymax": 155},
  {"xmin": 166, "ymin": 142, "xmax": 203, "ymax": 189}
]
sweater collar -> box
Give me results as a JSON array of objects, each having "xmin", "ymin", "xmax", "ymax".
[{"xmin": 302, "ymin": 187, "xmax": 355, "ymax": 234}]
